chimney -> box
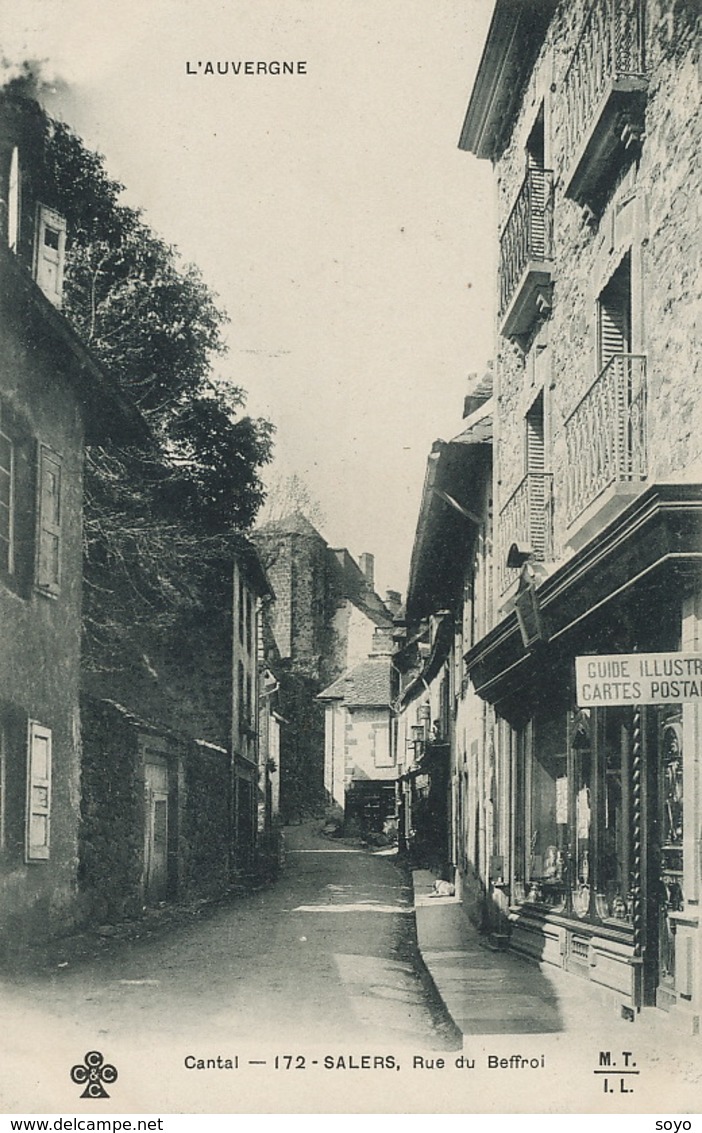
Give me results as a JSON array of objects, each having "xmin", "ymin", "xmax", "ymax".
[
  {"xmin": 371, "ymin": 626, "xmax": 394, "ymax": 655},
  {"xmin": 358, "ymin": 552, "xmax": 375, "ymax": 590},
  {"xmin": 384, "ymin": 589, "xmax": 402, "ymax": 617}
]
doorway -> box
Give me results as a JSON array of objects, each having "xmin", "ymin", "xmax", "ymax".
[{"xmin": 144, "ymin": 760, "xmax": 170, "ymax": 903}]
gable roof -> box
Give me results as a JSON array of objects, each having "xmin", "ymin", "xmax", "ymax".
[{"xmin": 318, "ymin": 655, "xmax": 394, "ymax": 708}]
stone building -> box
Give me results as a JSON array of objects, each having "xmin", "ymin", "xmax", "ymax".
[
  {"xmin": 0, "ymin": 91, "xmax": 146, "ymax": 952},
  {"xmin": 453, "ymin": 0, "xmax": 702, "ymax": 1025},
  {"xmin": 253, "ymin": 514, "xmax": 395, "ymax": 818},
  {"xmin": 318, "ymin": 626, "xmax": 398, "ymax": 830}
]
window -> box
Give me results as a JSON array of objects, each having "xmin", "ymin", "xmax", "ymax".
[
  {"xmin": 245, "ymin": 590, "xmax": 253, "ymax": 654},
  {"xmin": 514, "ymin": 705, "xmax": 636, "ymax": 924},
  {"xmin": 373, "ymin": 722, "xmax": 394, "ymax": 768},
  {"xmin": 237, "ymin": 661, "xmax": 245, "ymax": 731},
  {"xmin": 0, "ymin": 428, "xmax": 14, "ymax": 575},
  {"xmin": 238, "ymin": 577, "xmax": 245, "ymax": 644},
  {"xmin": 34, "ymin": 205, "xmax": 66, "ymax": 308},
  {"xmin": 598, "ymin": 253, "xmax": 632, "ymax": 372},
  {"xmin": 26, "ymin": 722, "xmax": 51, "ymax": 862},
  {"xmin": 36, "ymin": 446, "xmax": 62, "ymax": 595},
  {"xmin": 525, "ymin": 391, "xmax": 545, "ymax": 476}
]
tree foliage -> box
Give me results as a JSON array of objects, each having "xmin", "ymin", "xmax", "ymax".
[{"xmin": 32, "ymin": 105, "xmax": 275, "ymax": 684}]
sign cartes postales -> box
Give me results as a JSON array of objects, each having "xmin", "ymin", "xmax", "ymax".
[{"xmin": 576, "ymin": 652, "xmax": 702, "ymax": 707}]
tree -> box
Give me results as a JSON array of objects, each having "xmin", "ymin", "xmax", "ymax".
[
  {"xmin": 257, "ymin": 471, "xmax": 326, "ymax": 531},
  {"xmin": 6, "ymin": 86, "xmax": 276, "ymax": 703}
]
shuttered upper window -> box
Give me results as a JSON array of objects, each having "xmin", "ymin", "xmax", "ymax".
[
  {"xmin": 598, "ymin": 253, "xmax": 632, "ymax": 371},
  {"xmin": 34, "ymin": 205, "xmax": 67, "ymax": 308},
  {"xmin": 36, "ymin": 445, "xmax": 62, "ymax": 595}
]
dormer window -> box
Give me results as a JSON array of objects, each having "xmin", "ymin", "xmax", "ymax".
[{"xmin": 34, "ymin": 204, "xmax": 66, "ymax": 308}]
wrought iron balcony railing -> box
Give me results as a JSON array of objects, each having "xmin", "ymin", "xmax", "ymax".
[
  {"xmin": 564, "ymin": 353, "xmax": 647, "ymax": 525},
  {"xmin": 562, "ymin": 0, "xmax": 647, "ymax": 201},
  {"xmin": 498, "ymin": 472, "xmax": 554, "ymax": 596},
  {"xmin": 499, "ymin": 167, "xmax": 555, "ymax": 328}
]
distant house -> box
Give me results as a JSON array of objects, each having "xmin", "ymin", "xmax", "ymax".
[
  {"xmin": 0, "ymin": 90, "xmax": 147, "ymax": 952},
  {"xmin": 318, "ymin": 628, "xmax": 398, "ymax": 832}
]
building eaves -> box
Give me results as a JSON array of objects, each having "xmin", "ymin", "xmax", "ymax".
[
  {"xmin": 406, "ymin": 429, "xmax": 491, "ymax": 624},
  {"xmin": 458, "ymin": 0, "xmax": 557, "ymax": 161},
  {"xmin": 394, "ymin": 612, "xmax": 454, "ymax": 712},
  {"xmin": 0, "ymin": 243, "xmax": 151, "ymax": 447}
]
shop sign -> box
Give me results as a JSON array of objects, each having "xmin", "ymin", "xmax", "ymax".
[{"xmin": 575, "ymin": 652, "xmax": 702, "ymax": 707}]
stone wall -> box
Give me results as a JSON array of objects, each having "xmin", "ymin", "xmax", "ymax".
[
  {"xmin": 80, "ymin": 700, "xmax": 233, "ymax": 926},
  {"xmin": 79, "ymin": 700, "xmax": 144, "ymax": 924},
  {"xmin": 182, "ymin": 742, "xmax": 231, "ymax": 899},
  {"xmin": 491, "ymin": 0, "xmax": 702, "ymax": 583}
]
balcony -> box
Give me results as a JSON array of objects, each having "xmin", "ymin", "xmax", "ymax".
[
  {"xmin": 498, "ymin": 472, "xmax": 554, "ymax": 596},
  {"xmin": 499, "ymin": 168, "xmax": 555, "ymax": 342},
  {"xmin": 562, "ymin": 0, "xmax": 648, "ymax": 206},
  {"xmin": 565, "ymin": 354, "xmax": 647, "ymax": 538}
]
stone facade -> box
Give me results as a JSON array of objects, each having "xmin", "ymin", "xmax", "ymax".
[{"xmin": 454, "ymin": 0, "xmax": 702, "ymax": 1026}]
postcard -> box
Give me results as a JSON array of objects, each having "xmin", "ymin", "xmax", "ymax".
[{"xmin": 0, "ymin": 0, "xmax": 701, "ymax": 1119}]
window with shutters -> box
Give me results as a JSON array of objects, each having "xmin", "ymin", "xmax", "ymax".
[
  {"xmin": 498, "ymin": 392, "xmax": 553, "ymax": 596},
  {"xmin": 499, "ymin": 104, "xmax": 554, "ymax": 343},
  {"xmin": 598, "ymin": 254, "xmax": 631, "ymax": 370},
  {"xmin": 26, "ymin": 722, "xmax": 51, "ymax": 862},
  {"xmin": 36, "ymin": 446, "xmax": 62, "ymax": 596},
  {"xmin": 34, "ymin": 205, "xmax": 67, "ymax": 308},
  {"xmin": 564, "ymin": 251, "xmax": 647, "ymax": 524}
]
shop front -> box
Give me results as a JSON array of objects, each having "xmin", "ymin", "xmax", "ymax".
[
  {"xmin": 509, "ymin": 693, "xmax": 686, "ymax": 1015},
  {"xmin": 466, "ymin": 486, "xmax": 702, "ymax": 1025}
]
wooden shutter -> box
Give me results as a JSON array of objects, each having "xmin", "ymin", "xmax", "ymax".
[
  {"xmin": 37, "ymin": 446, "xmax": 62, "ymax": 594},
  {"xmin": 598, "ymin": 255, "xmax": 631, "ymax": 371},
  {"xmin": 26, "ymin": 722, "xmax": 52, "ymax": 861},
  {"xmin": 526, "ymin": 393, "xmax": 547, "ymax": 559},
  {"xmin": 34, "ymin": 205, "xmax": 67, "ymax": 308},
  {"xmin": 526, "ymin": 393, "xmax": 545, "ymax": 474}
]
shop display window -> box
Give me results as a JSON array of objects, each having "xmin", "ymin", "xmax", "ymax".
[{"xmin": 513, "ymin": 705, "xmax": 638, "ymax": 926}]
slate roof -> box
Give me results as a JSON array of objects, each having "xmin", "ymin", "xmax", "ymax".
[{"xmin": 318, "ymin": 656, "xmax": 394, "ymax": 708}]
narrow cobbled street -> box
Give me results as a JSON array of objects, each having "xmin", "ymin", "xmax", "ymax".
[{"xmin": 0, "ymin": 825, "xmax": 455, "ymax": 1112}]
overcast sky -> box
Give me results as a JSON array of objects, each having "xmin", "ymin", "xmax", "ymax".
[{"xmin": 2, "ymin": 0, "xmax": 496, "ymax": 596}]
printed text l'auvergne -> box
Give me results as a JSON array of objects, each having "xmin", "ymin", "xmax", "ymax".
[{"xmin": 186, "ymin": 60, "xmax": 307, "ymax": 76}]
